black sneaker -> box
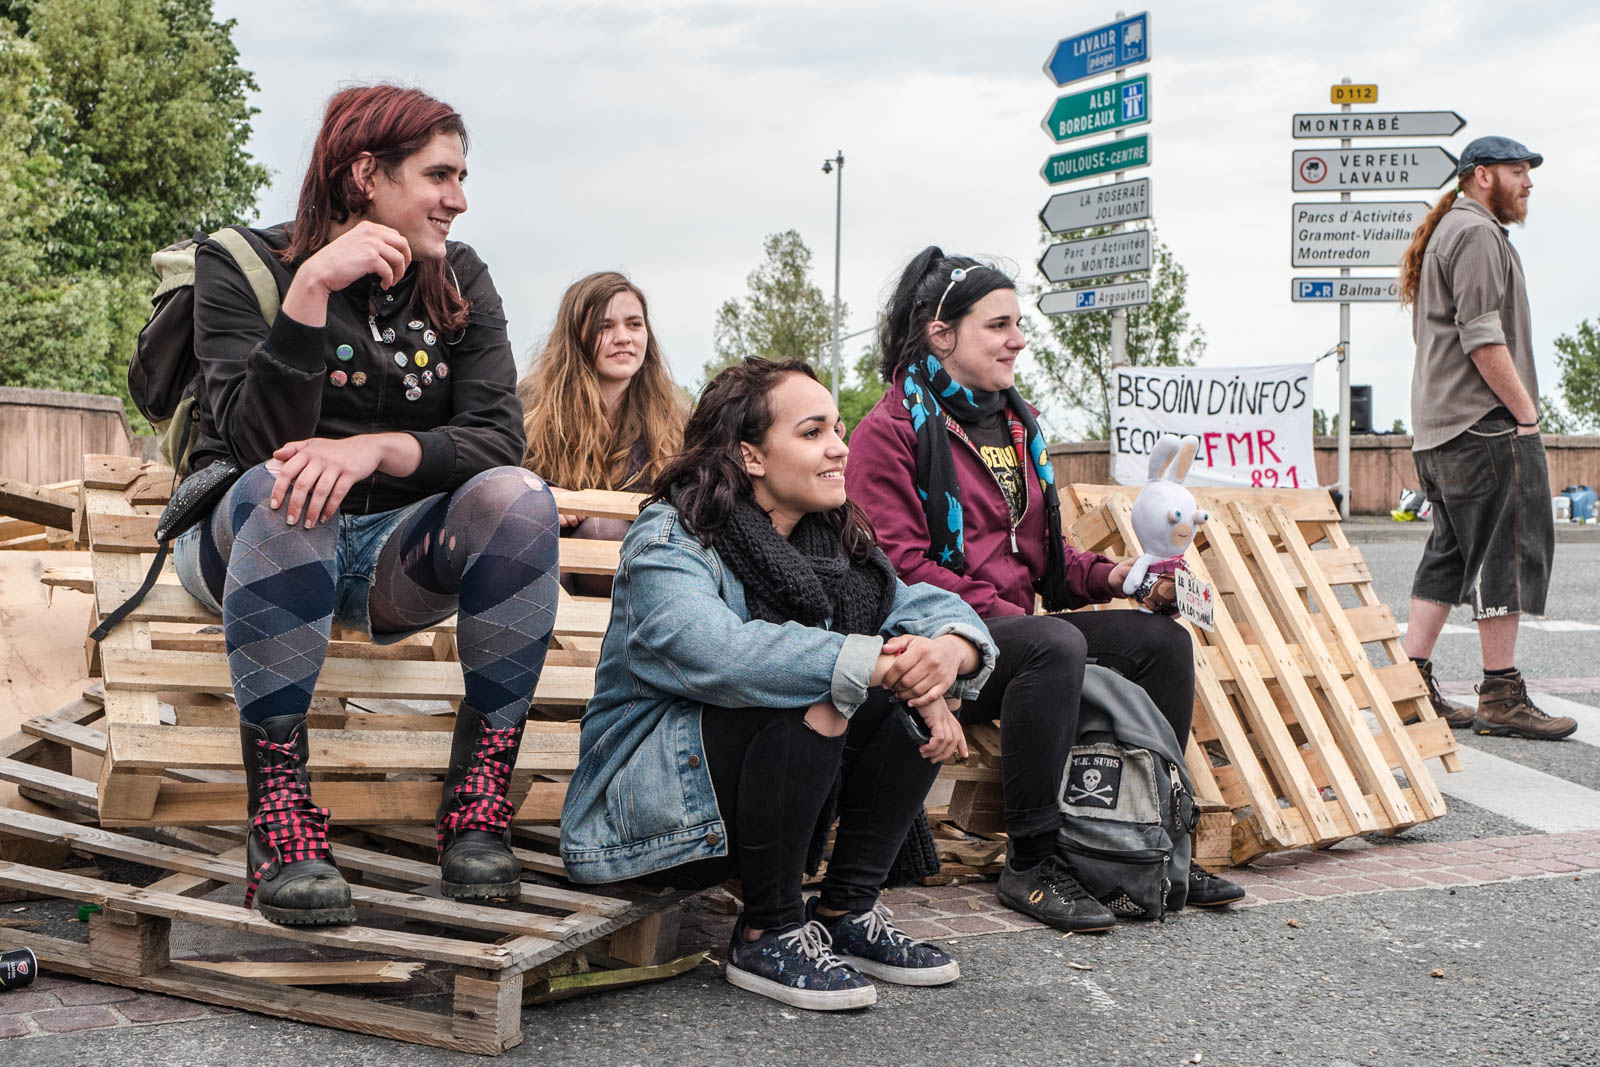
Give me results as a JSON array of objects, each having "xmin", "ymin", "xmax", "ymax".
[
  {"xmin": 1186, "ymin": 861, "xmax": 1245, "ymax": 907},
  {"xmin": 997, "ymin": 856, "xmax": 1115, "ymax": 932},
  {"xmin": 805, "ymin": 897, "xmax": 959, "ymax": 987},
  {"xmin": 724, "ymin": 918, "xmax": 876, "ymax": 1011}
]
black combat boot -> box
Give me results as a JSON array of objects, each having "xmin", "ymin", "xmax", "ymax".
[
  {"xmin": 240, "ymin": 715, "xmax": 355, "ymax": 926},
  {"xmin": 437, "ymin": 704, "xmax": 526, "ymax": 900}
]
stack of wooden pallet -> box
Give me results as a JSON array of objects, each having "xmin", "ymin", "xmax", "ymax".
[
  {"xmin": 938, "ymin": 486, "xmax": 1460, "ymax": 868},
  {"xmin": 1067, "ymin": 485, "xmax": 1459, "ymax": 863}
]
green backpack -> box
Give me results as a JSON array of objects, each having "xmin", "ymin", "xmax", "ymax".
[{"xmin": 128, "ymin": 226, "xmax": 281, "ymax": 475}]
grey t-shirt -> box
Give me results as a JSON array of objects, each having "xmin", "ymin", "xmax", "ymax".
[{"xmin": 1409, "ymin": 196, "xmax": 1538, "ymax": 451}]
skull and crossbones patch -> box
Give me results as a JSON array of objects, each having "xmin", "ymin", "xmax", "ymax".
[{"xmin": 1066, "ymin": 753, "xmax": 1122, "ymax": 809}]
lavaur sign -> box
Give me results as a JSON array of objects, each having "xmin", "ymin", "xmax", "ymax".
[
  {"xmin": 1290, "ymin": 147, "xmax": 1457, "ymax": 191},
  {"xmin": 1044, "ymin": 12, "xmax": 1149, "ymax": 87},
  {"xmin": 1290, "ymin": 201, "xmax": 1425, "ymax": 267}
]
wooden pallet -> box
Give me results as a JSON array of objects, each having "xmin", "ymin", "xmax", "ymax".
[
  {"xmin": 1061, "ymin": 485, "xmax": 1459, "ymax": 864},
  {"xmin": 0, "ymin": 697, "xmax": 684, "ymax": 1054}
]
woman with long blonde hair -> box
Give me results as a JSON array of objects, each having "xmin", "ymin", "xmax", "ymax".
[
  {"xmin": 519, "ymin": 273, "xmax": 685, "ymax": 592},
  {"xmin": 520, "ymin": 272, "xmax": 684, "ymax": 489}
]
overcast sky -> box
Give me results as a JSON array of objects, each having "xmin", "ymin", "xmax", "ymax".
[{"xmin": 213, "ymin": 0, "xmax": 1600, "ymax": 437}]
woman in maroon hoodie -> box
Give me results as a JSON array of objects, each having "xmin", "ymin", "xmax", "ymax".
[{"xmin": 846, "ymin": 247, "xmax": 1242, "ymax": 929}]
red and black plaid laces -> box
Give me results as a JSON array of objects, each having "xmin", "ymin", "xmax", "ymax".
[
  {"xmin": 437, "ymin": 726, "xmax": 519, "ymax": 856},
  {"xmin": 244, "ymin": 735, "xmax": 335, "ymax": 906}
]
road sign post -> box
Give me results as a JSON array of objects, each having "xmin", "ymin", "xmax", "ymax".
[
  {"xmin": 1337, "ymin": 81, "xmax": 1353, "ymax": 519},
  {"xmin": 1038, "ymin": 11, "xmax": 1154, "ymax": 369},
  {"xmin": 1292, "ymin": 80, "xmax": 1466, "ymax": 518}
]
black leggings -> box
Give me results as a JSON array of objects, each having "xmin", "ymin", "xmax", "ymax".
[
  {"xmin": 646, "ymin": 693, "xmax": 940, "ymax": 929},
  {"xmin": 962, "ymin": 609, "xmax": 1193, "ymax": 841}
]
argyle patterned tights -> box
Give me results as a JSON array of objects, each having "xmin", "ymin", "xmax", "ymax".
[{"xmin": 194, "ymin": 463, "xmax": 559, "ymax": 728}]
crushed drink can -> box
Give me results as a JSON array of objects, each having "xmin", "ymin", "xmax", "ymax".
[{"xmin": 0, "ymin": 948, "xmax": 37, "ymax": 989}]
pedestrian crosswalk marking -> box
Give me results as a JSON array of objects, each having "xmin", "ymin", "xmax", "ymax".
[
  {"xmin": 1431, "ymin": 743, "xmax": 1600, "ymax": 833},
  {"xmin": 1397, "ymin": 620, "xmax": 1600, "ymax": 636}
]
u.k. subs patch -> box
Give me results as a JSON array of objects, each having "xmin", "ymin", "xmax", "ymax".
[{"xmin": 1065, "ymin": 752, "xmax": 1122, "ymax": 809}]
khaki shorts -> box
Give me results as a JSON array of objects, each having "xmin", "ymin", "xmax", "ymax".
[{"xmin": 1410, "ymin": 411, "xmax": 1554, "ymax": 620}]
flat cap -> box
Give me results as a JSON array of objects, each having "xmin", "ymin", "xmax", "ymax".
[{"xmin": 1457, "ymin": 136, "xmax": 1542, "ymax": 177}]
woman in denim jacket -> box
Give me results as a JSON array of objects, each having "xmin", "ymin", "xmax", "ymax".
[{"xmin": 561, "ymin": 359, "xmax": 996, "ymax": 1012}]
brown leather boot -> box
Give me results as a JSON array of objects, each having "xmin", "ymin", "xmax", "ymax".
[
  {"xmin": 1414, "ymin": 658, "xmax": 1475, "ymax": 729},
  {"xmin": 1473, "ymin": 671, "xmax": 1577, "ymax": 740}
]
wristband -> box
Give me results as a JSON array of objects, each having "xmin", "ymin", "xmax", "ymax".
[{"xmin": 1517, "ymin": 421, "xmax": 1538, "ymax": 428}]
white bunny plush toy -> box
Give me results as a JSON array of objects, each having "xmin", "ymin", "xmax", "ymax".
[{"xmin": 1121, "ymin": 434, "xmax": 1208, "ymax": 613}]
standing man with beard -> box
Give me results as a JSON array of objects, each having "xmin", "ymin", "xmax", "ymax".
[{"xmin": 1396, "ymin": 136, "xmax": 1575, "ymax": 741}]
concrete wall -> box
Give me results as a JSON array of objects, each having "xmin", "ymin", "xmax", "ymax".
[
  {"xmin": 0, "ymin": 387, "xmax": 135, "ymax": 485},
  {"xmin": 1048, "ymin": 435, "xmax": 1600, "ymax": 514}
]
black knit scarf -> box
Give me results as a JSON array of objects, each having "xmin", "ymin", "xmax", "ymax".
[
  {"xmin": 711, "ymin": 495, "xmax": 897, "ymax": 635},
  {"xmin": 900, "ymin": 352, "xmax": 1073, "ymax": 612}
]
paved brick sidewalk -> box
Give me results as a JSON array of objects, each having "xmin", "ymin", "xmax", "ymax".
[
  {"xmin": 0, "ymin": 972, "xmax": 228, "ymax": 1039},
  {"xmin": 676, "ymin": 829, "xmax": 1600, "ymax": 953}
]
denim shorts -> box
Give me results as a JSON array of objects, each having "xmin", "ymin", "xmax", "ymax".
[
  {"xmin": 173, "ymin": 493, "xmax": 443, "ymax": 642},
  {"xmin": 1410, "ymin": 411, "xmax": 1554, "ymax": 619}
]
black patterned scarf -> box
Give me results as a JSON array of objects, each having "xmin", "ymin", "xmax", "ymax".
[{"xmin": 900, "ymin": 352, "xmax": 1073, "ymax": 612}]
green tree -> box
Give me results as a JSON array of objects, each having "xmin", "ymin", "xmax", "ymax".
[
  {"xmin": 1023, "ymin": 225, "xmax": 1204, "ymax": 439},
  {"xmin": 28, "ymin": 0, "xmax": 268, "ymax": 275},
  {"xmin": 1553, "ymin": 319, "xmax": 1600, "ymax": 432},
  {"xmin": 0, "ymin": 0, "xmax": 267, "ymax": 419},
  {"xmin": 0, "ymin": 26, "xmax": 133, "ymax": 399},
  {"xmin": 708, "ymin": 230, "xmax": 844, "ymax": 383}
]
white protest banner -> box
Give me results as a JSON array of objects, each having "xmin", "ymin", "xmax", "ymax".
[{"xmin": 1109, "ymin": 363, "xmax": 1319, "ymax": 489}]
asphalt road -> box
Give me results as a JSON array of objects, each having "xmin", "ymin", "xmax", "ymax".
[{"xmin": 19, "ymin": 529, "xmax": 1600, "ymax": 1067}]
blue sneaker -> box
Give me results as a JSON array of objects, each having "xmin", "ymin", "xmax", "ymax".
[
  {"xmin": 806, "ymin": 898, "xmax": 960, "ymax": 986},
  {"xmin": 724, "ymin": 918, "xmax": 876, "ymax": 1011}
]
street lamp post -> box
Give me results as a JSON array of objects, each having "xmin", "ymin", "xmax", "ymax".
[{"xmin": 821, "ymin": 151, "xmax": 844, "ymax": 404}]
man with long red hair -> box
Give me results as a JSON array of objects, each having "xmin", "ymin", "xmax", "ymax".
[
  {"xmin": 1396, "ymin": 136, "xmax": 1574, "ymax": 741},
  {"xmin": 173, "ymin": 85, "xmax": 563, "ymax": 924}
]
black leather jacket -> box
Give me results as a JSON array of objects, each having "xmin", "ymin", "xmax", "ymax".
[{"xmin": 189, "ymin": 223, "xmax": 525, "ymax": 514}]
